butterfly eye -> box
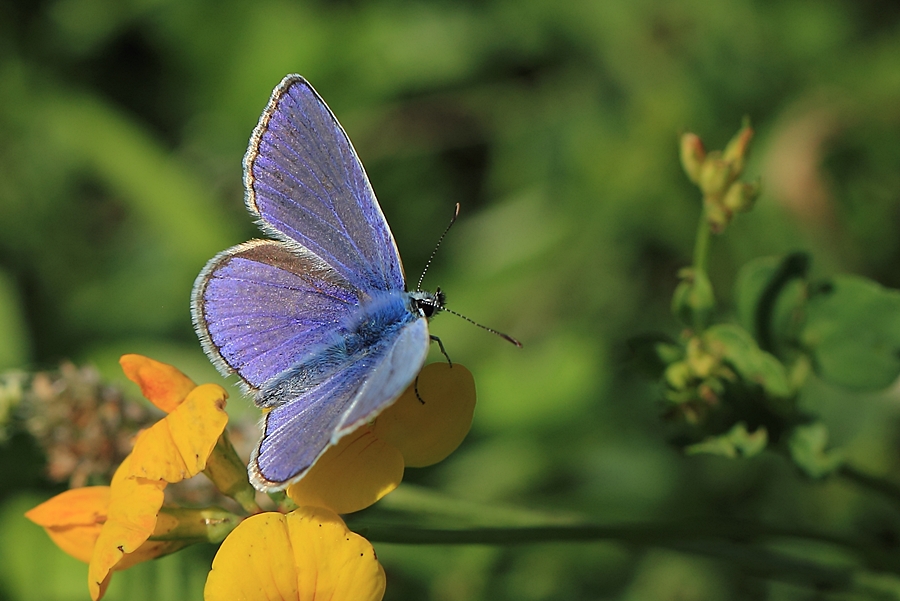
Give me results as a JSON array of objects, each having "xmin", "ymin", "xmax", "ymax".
[
  {"xmin": 409, "ymin": 289, "xmax": 443, "ymax": 319},
  {"xmin": 417, "ymin": 299, "xmax": 437, "ymax": 319}
]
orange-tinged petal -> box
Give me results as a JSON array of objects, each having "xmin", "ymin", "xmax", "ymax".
[
  {"xmin": 45, "ymin": 522, "xmax": 105, "ymax": 564},
  {"xmin": 204, "ymin": 507, "xmax": 385, "ymax": 601},
  {"xmin": 129, "ymin": 383, "xmax": 228, "ymax": 482},
  {"xmin": 95, "ymin": 575, "xmax": 112, "ymax": 601},
  {"xmin": 373, "ymin": 363, "xmax": 476, "ymax": 467},
  {"xmin": 25, "ymin": 486, "xmax": 110, "ymax": 528},
  {"xmin": 286, "ymin": 427, "xmax": 403, "ymax": 514},
  {"xmin": 89, "ymin": 457, "xmax": 166, "ymax": 600},
  {"xmin": 120, "ymin": 354, "xmax": 196, "ymax": 413},
  {"xmin": 25, "ymin": 487, "xmax": 111, "ymax": 563}
]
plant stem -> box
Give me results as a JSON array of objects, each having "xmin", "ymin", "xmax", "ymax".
[
  {"xmin": 356, "ymin": 520, "xmax": 845, "ymax": 549},
  {"xmin": 354, "ymin": 520, "xmax": 876, "ymax": 591},
  {"xmin": 837, "ymin": 464, "xmax": 900, "ymax": 507},
  {"xmin": 693, "ymin": 204, "xmax": 711, "ymax": 274}
]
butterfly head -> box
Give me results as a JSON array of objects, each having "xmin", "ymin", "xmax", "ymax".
[{"xmin": 410, "ymin": 287, "xmax": 446, "ymax": 319}]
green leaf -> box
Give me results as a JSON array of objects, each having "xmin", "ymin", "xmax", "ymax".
[
  {"xmin": 801, "ymin": 275, "xmax": 900, "ymax": 390},
  {"xmin": 788, "ymin": 422, "xmax": 843, "ymax": 478},
  {"xmin": 734, "ymin": 253, "xmax": 809, "ymax": 355},
  {"xmin": 704, "ymin": 324, "xmax": 792, "ymax": 398},
  {"xmin": 686, "ymin": 422, "xmax": 768, "ymax": 458}
]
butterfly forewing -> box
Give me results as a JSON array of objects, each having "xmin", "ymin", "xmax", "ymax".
[{"xmin": 244, "ymin": 75, "xmax": 405, "ymax": 293}]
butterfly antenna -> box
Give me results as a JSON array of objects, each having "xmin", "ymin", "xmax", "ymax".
[
  {"xmin": 416, "ymin": 203, "xmax": 460, "ymax": 292},
  {"xmin": 441, "ymin": 306, "xmax": 523, "ymax": 348}
]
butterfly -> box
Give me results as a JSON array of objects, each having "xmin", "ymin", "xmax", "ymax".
[{"xmin": 191, "ymin": 75, "xmax": 452, "ymax": 491}]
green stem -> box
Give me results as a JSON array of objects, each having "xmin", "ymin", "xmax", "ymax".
[
  {"xmin": 356, "ymin": 520, "xmax": 848, "ymax": 550},
  {"xmin": 837, "ymin": 464, "xmax": 900, "ymax": 507},
  {"xmin": 665, "ymin": 539, "xmax": 852, "ymax": 590},
  {"xmin": 693, "ymin": 203, "xmax": 712, "ymax": 274},
  {"xmin": 354, "ymin": 520, "xmax": 880, "ymax": 591}
]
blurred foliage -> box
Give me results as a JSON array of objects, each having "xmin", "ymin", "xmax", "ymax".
[{"xmin": 2, "ymin": 0, "xmax": 900, "ymax": 599}]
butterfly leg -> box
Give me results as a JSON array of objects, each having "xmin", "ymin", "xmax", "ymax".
[
  {"xmin": 414, "ymin": 376, "xmax": 425, "ymax": 404},
  {"xmin": 416, "ymin": 336, "xmax": 452, "ymax": 404},
  {"xmin": 430, "ymin": 335, "xmax": 452, "ymax": 367}
]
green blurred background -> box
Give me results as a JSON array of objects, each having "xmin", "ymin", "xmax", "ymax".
[{"xmin": 2, "ymin": 0, "xmax": 900, "ymax": 599}]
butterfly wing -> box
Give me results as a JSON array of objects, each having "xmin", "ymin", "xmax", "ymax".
[
  {"xmin": 244, "ymin": 74, "xmax": 405, "ymax": 294},
  {"xmin": 191, "ymin": 239, "xmax": 361, "ymax": 391},
  {"xmin": 250, "ymin": 317, "xmax": 430, "ymax": 489}
]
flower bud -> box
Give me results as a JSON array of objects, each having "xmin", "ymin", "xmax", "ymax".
[
  {"xmin": 722, "ymin": 179, "xmax": 760, "ymax": 214},
  {"xmin": 680, "ymin": 132, "xmax": 706, "ymax": 184},
  {"xmin": 698, "ymin": 153, "xmax": 735, "ymax": 198},
  {"xmin": 722, "ymin": 119, "xmax": 754, "ymax": 177},
  {"xmin": 686, "ymin": 337, "xmax": 716, "ymax": 379},
  {"xmin": 664, "ymin": 361, "xmax": 692, "ymax": 391}
]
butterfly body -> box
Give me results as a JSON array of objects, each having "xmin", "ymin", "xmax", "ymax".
[
  {"xmin": 255, "ymin": 289, "xmax": 429, "ymax": 410},
  {"xmin": 192, "ymin": 75, "xmax": 442, "ymax": 491}
]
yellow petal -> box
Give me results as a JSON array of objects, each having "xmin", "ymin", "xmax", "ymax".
[
  {"xmin": 25, "ymin": 487, "xmax": 111, "ymax": 563},
  {"xmin": 286, "ymin": 427, "xmax": 403, "ymax": 514},
  {"xmin": 373, "ymin": 363, "xmax": 476, "ymax": 467},
  {"xmin": 287, "ymin": 508, "xmax": 385, "ymax": 601},
  {"xmin": 129, "ymin": 383, "xmax": 229, "ymax": 482},
  {"xmin": 88, "ymin": 457, "xmax": 166, "ymax": 600},
  {"xmin": 89, "ymin": 540, "xmax": 187, "ymax": 601},
  {"xmin": 205, "ymin": 512, "xmax": 298, "ymax": 600},
  {"xmin": 120, "ymin": 354, "xmax": 196, "ymax": 413},
  {"xmin": 204, "ymin": 507, "xmax": 385, "ymax": 601}
]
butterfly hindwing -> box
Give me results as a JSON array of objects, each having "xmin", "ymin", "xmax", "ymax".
[
  {"xmin": 192, "ymin": 239, "xmax": 362, "ymax": 391},
  {"xmin": 337, "ymin": 317, "xmax": 431, "ymax": 432},
  {"xmin": 250, "ymin": 317, "xmax": 430, "ymax": 489}
]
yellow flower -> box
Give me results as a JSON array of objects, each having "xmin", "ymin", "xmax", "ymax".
[
  {"xmin": 26, "ymin": 355, "xmax": 230, "ymax": 600},
  {"xmin": 205, "ymin": 506, "xmax": 385, "ymax": 601},
  {"xmin": 24, "ymin": 471, "xmax": 188, "ymax": 599},
  {"xmin": 89, "ymin": 356, "xmax": 229, "ymax": 598},
  {"xmin": 286, "ymin": 362, "xmax": 475, "ymax": 513}
]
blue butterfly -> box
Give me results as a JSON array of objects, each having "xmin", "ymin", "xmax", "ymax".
[{"xmin": 191, "ymin": 75, "xmax": 460, "ymax": 491}]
